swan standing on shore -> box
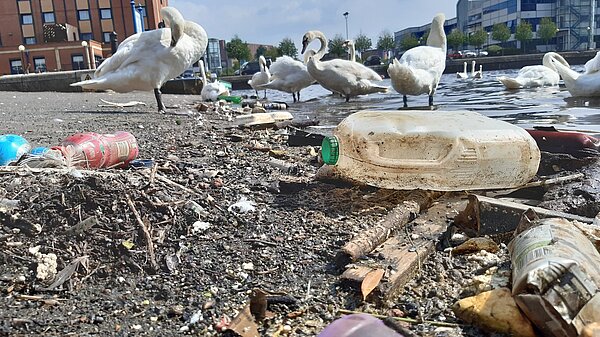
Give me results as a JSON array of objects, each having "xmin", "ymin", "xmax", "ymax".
[
  {"xmin": 71, "ymin": 7, "xmax": 207, "ymax": 113},
  {"xmin": 387, "ymin": 13, "xmax": 447, "ymax": 107},
  {"xmin": 199, "ymin": 60, "xmax": 229, "ymax": 101},
  {"xmin": 456, "ymin": 62, "xmax": 468, "ymax": 79},
  {"xmin": 248, "ymin": 55, "xmax": 271, "ymax": 99},
  {"xmin": 551, "ymin": 51, "xmax": 600, "ymax": 97},
  {"xmin": 257, "ymin": 50, "xmax": 318, "ymax": 103},
  {"xmin": 497, "ymin": 52, "xmax": 569, "ymax": 89},
  {"xmin": 301, "ymin": 30, "xmax": 387, "ymax": 102}
]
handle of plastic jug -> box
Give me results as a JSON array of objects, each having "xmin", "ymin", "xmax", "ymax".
[{"xmin": 361, "ymin": 140, "xmax": 460, "ymax": 169}]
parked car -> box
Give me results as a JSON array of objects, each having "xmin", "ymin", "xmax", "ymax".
[
  {"xmin": 240, "ymin": 61, "xmax": 261, "ymax": 75},
  {"xmin": 447, "ymin": 51, "xmax": 463, "ymax": 59},
  {"xmin": 461, "ymin": 50, "xmax": 477, "ymax": 58},
  {"xmin": 478, "ymin": 50, "xmax": 489, "ymax": 57},
  {"xmin": 363, "ymin": 55, "xmax": 383, "ymax": 66},
  {"xmin": 177, "ymin": 69, "xmax": 195, "ymax": 79}
]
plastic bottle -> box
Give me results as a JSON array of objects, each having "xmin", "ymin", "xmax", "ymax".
[
  {"xmin": 321, "ymin": 110, "xmax": 541, "ymax": 191},
  {"xmin": 52, "ymin": 131, "xmax": 139, "ymax": 169},
  {"xmin": 0, "ymin": 134, "xmax": 30, "ymax": 166},
  {"xmin": 317, "ymin": 314, "xmax": 403, "ymax": 337},
  {"xmin": 218, "ymin": 95, "xmax": 242, "ymax": 104},
  {"xmin": 525, "ymin": 127, "xmax": 599, "ymax": 156}
]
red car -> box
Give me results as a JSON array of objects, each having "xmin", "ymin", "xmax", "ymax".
[{"xmin": 447, "ymin": 51, "xmax": 463, "ymax": 59}]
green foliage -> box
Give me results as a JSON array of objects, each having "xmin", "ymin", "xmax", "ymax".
[
  {"xmin": 421, "ymin": 30, "xmax": 430, "ymax": 45},
  {"xmin": 354, "ymin": 32, "xmax": 372, "ymax": 53},
  {"xmin": 486, "ymin": 44, "xmax": 502, "ymax": 56},
  {"xmin": 492, "ymin": 23, "xmax": 511, "ymax": 43},
  {"xmin": 400, "ymin": 34, "xmax": 419, "ymax": 51},
  {"xmin": 447, "ymin": 29, "xmax": 464, "ymax": 51},
  {"xmin": 515, "ymin": 21, "xmax": 533, "ymax": 51},
  {"xmin": 278, "ymin": 38, "xmax": 298, "ymax": 58},
  {"xmin": 226, "ymin": 35, "xmax": 251, "ymax": 63},
  {"xmin": 538, "ymin": 17, "xmax": 557, "ymax": 44},
  {"xmin": 470, "ymin": 30, "xmax": 488, "ymax": 49},
  {"xmin": 264, "ymin": 47, "xmax": 281, "ymax": 61},
  {"xmin": 255, "ymin": 45, "xmax": 267, "ymax": 59},
  {"xmin": 377, "ymin": 30, "xmax": 395, "ymax": 52},
  {"xmin": 328, "ymin": 34, "xmax": 347, "ymax": 58}
]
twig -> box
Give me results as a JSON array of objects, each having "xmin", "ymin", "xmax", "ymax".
[
  {"xmin": 243, "ymin": 239, "xmax": 278, "ymax": 247},
  {"xmin": 153, "ymin": 173, "xmax": 199, "ymax": 195},
  {"xmin": 522, "ymin": 172, "xmax": 584, "ymax": 188},
  {"xmin": 149, "ymin": 161, "xmax": 158, "ymax": 185},
  {"xmin": 126, "ymin": 194, "xmax": 158, "ymax": 272},
  {"xmin": 336, "ymin": 309, "xmax": 463, "ymax": 328}
]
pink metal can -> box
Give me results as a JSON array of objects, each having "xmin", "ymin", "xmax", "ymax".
[{"xmin": 52, "ymin": 131, "xmax": 139, "ymax": 169}]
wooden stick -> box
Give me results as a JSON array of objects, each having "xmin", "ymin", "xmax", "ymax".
[
  {"xmin": 126, "ymin": 194, "xmax": 158, "ymax": 272},
  {"xmin": 154, "ymin": 173, "xmax": 199, "ymax": 195},
  {"xmin": 336, "ymin": 309, "xmax": 463, "ymax": 328},
  {"xmin": 335, "ymin": 190, "xmax": 443, "ymax": 268}
]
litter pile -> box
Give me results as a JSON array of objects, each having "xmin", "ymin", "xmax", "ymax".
[{"xmin": 1, "ymin": 94, "xmax": 599, "ymax": 337}]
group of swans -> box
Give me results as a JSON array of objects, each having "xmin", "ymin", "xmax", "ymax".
[
  {"xmin": 497, "ymin": 52, "xmax": 569, "ymax": 89},
  {"xmin": 387, "ymin": 13, "xmax": 447, "ymax": 107},
  {"xmin": 256, "ymin": 50, "xmax": 318, "ymax": 102},
  {"xmin": 71, "ymin": 7, "xmax": 208, "ymax": 113},
  {"xmin": 456, "ymin": 61, "xmax": 483, "ymax": 79}
]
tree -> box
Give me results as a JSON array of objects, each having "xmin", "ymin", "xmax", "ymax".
[
  {"xmin": 400, "ymin": 33, "xmax": 419, "ymax": 51},
  {"xmin": 538, "ymin": 17, "xmax": 557, "ymax": 47},
  {"xmin": 255, "ymin": 45, "xmax": 267, "ymax": 59},
  {"xmin": 328, "ymin": 34, "xmax": 347, "ymax": 58},
  {"xmin": 354, "ymin": 32, "xmax": 372, "ymax": 61},
  {"xmin": 515, "ymin": 21, "xmax": 533, "ymax": 52},
  {"xmin": 377, "ymin": 30, "xmax": 395, "ymax": 57},
  {"xmin": 447, "ymin": 29, "xmax": 464, "ymax": 52},
  {"xmin": 226, "ymin": 35, "xmax": 251, "ymax": 62},
  {"xmin": 492, "ymin": 23, "xmax": 511, "ymax": 55},
  {"xmin": 264, "ymin": 47, "xmax": 281, "ymax": 61},
  {"xmin": 470, "ymin": 29, "xmax": 488, "ymax": 51},
  {"xmin": 278, "ymin": 38, "xmax": 298, "ymax": 58}
]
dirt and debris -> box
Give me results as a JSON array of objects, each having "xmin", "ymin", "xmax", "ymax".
[{"xmin": 0, "ymin": 91, "xmax": 599, "ymax": 336}]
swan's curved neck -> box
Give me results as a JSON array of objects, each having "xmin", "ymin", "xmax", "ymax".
[
  {"xmin": 427, "ymin": 14, "xmax": 447, "ymax": 51},
  {"xmin": 543, "ymin": 52, "xmax": 569, "ymax": 71},
  {"xmin": 313, "ymin": 32, "xmax": 328, "ymax": 61},
  {"xmin": 463, "ymin": 62, "xmax": 467, "ymax": 73},
  {"xmin": 471, "ymin": 61, "xmax": 476, "ymax": 74},
  {"xmin": 161, "ymin": 7, "xmax": 185, "ymax": 46},
  {"xmin": 348, "ymin": 43, "xmax": 355, "ymax": 62}
]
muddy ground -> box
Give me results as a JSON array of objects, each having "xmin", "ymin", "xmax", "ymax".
[{"xmin": 0, "ymin": 90, "xmax": 598, "ymax": 336}]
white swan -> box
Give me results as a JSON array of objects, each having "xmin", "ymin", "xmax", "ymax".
[
  {"xmin": 497, "ymin": 52, "xmax": 569, "ymax": 89},
  {"xmin": 387, "ymin": 13, "xmax": 446, "ymax": 107},
  {"xmin": 71, "ymin": 7, "xmax": 207, "ymax": 113},
  {"xmin": 552, "ymin": 51, "xmax": 600, "ymax": 97},
  {"xmin": 471, "ymin": 61, "xmax": 483, "ymax": 79},
  {"xmin": 257, "ymin": 50, "xmax": 318, "ymax": 103},
  {"xmin": 301, "ymin": 30, "xmax": 388, "ymax": 102},
  {"xmin": 199, "ymin": 59, "xmax": 229, "ymax": 101},
  {"xmin": 247, "ymin": 55, "xmax": 271, "ymax": 99},
  {"xmin": 456, "ymin": 62, "xmax": 468, "ymax": 79},
  {"xmin": 343, "ymin": 40, "xmax": 356, "ymax": 62}
]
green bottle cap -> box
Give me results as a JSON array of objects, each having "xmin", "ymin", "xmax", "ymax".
[{"xmin": 321, "ymin": 136, "xmax": 339, "ymax": 165}]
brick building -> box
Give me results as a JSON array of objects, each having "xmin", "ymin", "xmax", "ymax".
[{"xmin": 0, "ymin": 0, "xmax": 168, "ymax": 75}]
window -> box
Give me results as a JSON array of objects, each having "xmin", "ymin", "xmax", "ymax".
[
  {"xmin": 43, "ymin": 12, "xmax": 55, "ymax": 23},
  {"xmin": 10, "ymin": 59, "xmax": 23, "ymax": 74},
  {"xmin": 21, "ymin": 14, "xmax": 33, "ymax": 25},
  {"xmin": 80, "ymin": 33, "xmax": 93, "ymax": 41},
  {"xmin": 72, "ymin": 55, "xmax": 84, "ymax": 70},
  {"xmin": 103, "ymin": 32, "xmax": 112, "ymax": 43},
  {"xmin": 100, "ymin": 9, "xmax": 112, "ymax": 19},
  {"xmin": 33, "ymin": 57, "xmax": 46, "ymax": 72},
  {"xmin": 78, "ymin": 10, "xmax": 90, "ymax": 20},
  {"xmin": 24, "ymin": 37, "xmax": 36, "ymax": 44}
]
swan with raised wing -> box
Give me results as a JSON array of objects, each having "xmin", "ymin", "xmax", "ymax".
[
  {"xmin": 301, "ymin": 31, "xmax": 387, "ymax": 102},
  {"xmin": 71, "ymin": 7, "xmax": 207, "ymax": 113},
  {"xmin": 248, "ymin": 55, "xmax": 271, "ymax": 99},
  {"xmin": 456, "ymin": 62, "xmax": 468, "ymax": 79},
  {"xmin": 199, "ymin": 59, "xmax": 229, "ymax": 101},
  {"xmin": 387, "ymin": 13, "xmax": 447, "ymax": 107},
  {"xmin": 257, "ymin": 49, "xmax": 319, "ymax": 103},
  {"xmin": 551, "ymin": 51, "xmax": 600, "ymax": 97},
  {"xmin": 497, "ymin": 52, "xmax": 569, "ymax": 89}
]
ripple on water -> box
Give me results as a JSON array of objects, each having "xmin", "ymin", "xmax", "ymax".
[{"xmin": 234, "ymin": 65, "xmax": 600, "ymax": 133}]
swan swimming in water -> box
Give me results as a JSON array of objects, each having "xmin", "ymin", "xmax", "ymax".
[
  {"xmin": 497, "ymin": 52, "xmax": 569, "ymax": 89},
  {"xmin": 471, "ymin": 61, "xmax": 483, "ymax": 79},
  {"xmin": 301, "ymin": 30, "xmax": 388, "ymax": 102},
  {"xmin": 199, "ymin": 59, "xmax": 229, "ymax": 101},
  {"xmin": 456, "ymin": 62, "xmax": 468, "ymax": 79},
  {"xmin": 71, "ymin": 7, "xmax": 207, "ymax": 113},
  {"xmin": 387, "ymin": 13, "xmax": 447, "ymax": 107},
  {"xmin": 551, "ymin": 51, "xmax": 600, "ymax": 97},
  {"xmin": 257, "ymin": 49, "xmax": 318, "ymax": 103},
  {"xmin": 248, "ymin": 55, "xmax": 271, "ymax": 99}
]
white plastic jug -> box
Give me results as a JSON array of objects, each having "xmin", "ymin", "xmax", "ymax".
[{"xmin": 321, "ymin": 110, "xmax": 540, "ymax": 191}]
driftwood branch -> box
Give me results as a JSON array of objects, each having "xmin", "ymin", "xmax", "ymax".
[{"xmin": 126, "ymin": 194, "xmax": 158, "ymax": 272}]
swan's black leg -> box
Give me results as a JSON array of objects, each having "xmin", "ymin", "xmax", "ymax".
[
  {"xmin": 263, "ymin": 90, "xmax": 267, "ymax": 99},
  {"xmin": 428, "ymin": 95, "xmax": 434, "ymax": 106},
  {"xmin": 403, "ymin": 95, "xmax": 408, "ymax": 108},
  {"xmin": 297, "ymin": 91, "xmax": 300, "ymax": 102},
  {"xmin": 345, "ymin": 95, "xmax": 350, "ymax": 102},
  {"xmin": 292, "ymin": 92, "xmax": 297, "ymax": 103},
  {"xmin": 154, "ymin": 88, "xmax": 166, "ymax": 113}
]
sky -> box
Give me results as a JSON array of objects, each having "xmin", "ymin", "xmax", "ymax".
[{"xmin": 169, "ymin": 0, "xmax": 456, "ymax": 51}]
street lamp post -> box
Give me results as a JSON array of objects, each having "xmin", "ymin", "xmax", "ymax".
[
  {"xmin": 81, "ymin": 40, "xmax": 91, "ymax": 69},
  {"xmin": 486, "ymin": 32, "xmax": 490, "ymax": 48},
  {"xmin": 18, "ymin": 45, "xmax": 26, "ymax": 74},
  {"xmin": 343, "ymin": 12, "xmax": 349, "ymax": 40},
  {"xmin": 587, "ymin": 26, "xmax": 592, "ymax": 50}
]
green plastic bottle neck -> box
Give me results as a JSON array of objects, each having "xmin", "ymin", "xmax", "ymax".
[{"xmin": 321, "ymin": 136, "xmax": 339, "ymax": 165}]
